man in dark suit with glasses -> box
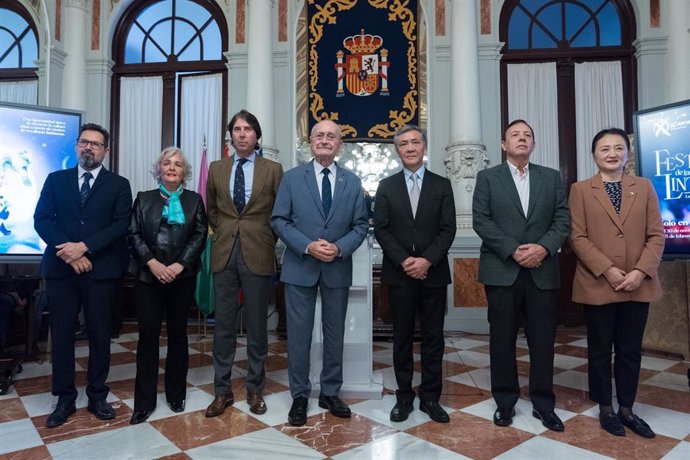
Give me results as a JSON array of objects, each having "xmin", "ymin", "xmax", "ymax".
[{"xmin": 34, "ymin": 123, "xmax": 132, "ymax": 428}]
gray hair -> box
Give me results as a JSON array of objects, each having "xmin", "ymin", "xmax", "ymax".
[
  {"xmin": 393, "ymin": 124, "xmax": 427, "ymax": 147},
  {"xmin": 151, "ymin": 146, "xmax": 192, "ymax": 186}
]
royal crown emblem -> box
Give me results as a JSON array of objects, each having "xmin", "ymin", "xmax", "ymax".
[{"xmin": 335, "ymin": 29, "xmax": 390, "ymax": 97}]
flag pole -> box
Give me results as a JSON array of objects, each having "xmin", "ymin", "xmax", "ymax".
[{"xmin": 195, "ymin": 134, "xmax": 213, "ymax": 341}]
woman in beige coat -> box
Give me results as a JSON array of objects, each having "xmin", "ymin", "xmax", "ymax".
[{"xmin": 569, "ymin": 128, "xmax": 665, "ymax": 439}]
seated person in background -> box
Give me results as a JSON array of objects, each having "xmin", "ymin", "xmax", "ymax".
[{"xmin": 0, "ymin": 291, "xmax": 20, "ymax": 351}]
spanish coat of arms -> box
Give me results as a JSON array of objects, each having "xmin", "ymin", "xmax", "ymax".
[{"xmin": 335, "ymin": 30, "xmax": 390, "ymax": 97}]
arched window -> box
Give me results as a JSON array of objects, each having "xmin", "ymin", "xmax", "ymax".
[
  {"xmin": 111, "ymin": 0, "xmax": 227, "ymax": 193},
  {"xmin": 122, "ymin": 0, "xmax": 222, "ymax": 64},
  {"xmin": 500, "ymin": 0, "xmax": 636, "ymax": 183},
  {"xmin": 0, "ymin": 0, "xmax": 38, "ymax": 104},
  {"xmin": 507, "ymin": 0, "xmax": 624, "ymax": 49}
]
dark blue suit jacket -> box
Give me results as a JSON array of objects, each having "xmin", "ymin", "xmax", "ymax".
[{"xmin": 34, "ymin": 167, "xmax": 132, "ymax": 279}]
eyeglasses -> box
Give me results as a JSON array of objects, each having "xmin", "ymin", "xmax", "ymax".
[{"xmin": 76, "ymin": 139, "xmax": 106, "ymax": 150}]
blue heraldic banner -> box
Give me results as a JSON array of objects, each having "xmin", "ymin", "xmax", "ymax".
[{"xmin": 308, "ymin": 0, "xmax": 419, "ymax": 142}]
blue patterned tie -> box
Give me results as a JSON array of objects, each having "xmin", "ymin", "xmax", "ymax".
[
  {"xmin": 80, "ymin": 172, "xmax": 92, "ymax": 205},
  {"xmin": 233, "ymin": 158, "xmax": 248, "ymax": 213},
  {"xmin": 322, "ymin": 168, "xmax": 332, "ymax": 217}
]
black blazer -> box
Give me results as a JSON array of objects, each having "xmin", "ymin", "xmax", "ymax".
[
  {"xmin": 374, "ymin": 169, "xmax": 456, "ymax": 287},
  {"xmin": 127, "ymin": 188, "xmax": 208, "ymax": 283},
  {"xmin": 34, "ymin": 167, "xmax": 132, "ymax": 279}
]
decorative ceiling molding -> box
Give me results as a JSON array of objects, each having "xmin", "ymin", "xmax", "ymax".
[
  {"xmin": 28, "ymin": 0, "xmax": 41, "ymax": 16},
  {"xmin": 64, "ymin": 0, "xmax": 89, "ymax": 11}
]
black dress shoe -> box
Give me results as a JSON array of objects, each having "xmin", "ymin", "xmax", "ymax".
[
  {"xmin": 46, "ymin": 401, "xmax": 76, "ymax": 428},
  {"xmin": 618, "ymin": 412, "xmax": 655, "ymax": 438},
  {"xmin": 318, "ymin": 394, "xmax": 351, "ymax": 418},
  {"xmin": 419, "ymin": 400, "xmax": 449, "ymax": 423},
  {"xmin": 532, "ymin": 409, "xmax": 564, "ymax": 432},
  {"xmin": 493, "ymin": 407, "xmax": 516, "ymax": 427},
  {"xmin": 168, "ymin": 400, "xmax": 185, "ymax": 413},
  {"xmin": 87, "ymin": 399, "xmax": 116, "ymax": 420},
  {"xmin": 390, "ymin": 401, "xmax": 414, "ymax": 422},
  {"xmin": 288, "ymin": 396, "xmax": 308, "ymax": 426},
  {"xmin": 599, "ymin": 412, "xmax": 625, "ymax": 436},
  {"xmin": 74, "ymin": 329, "xmax": 88, "ymax": 341},
  {"xmin": 130, "ymin": 410, "xmax": 152, "ymax": 425}
]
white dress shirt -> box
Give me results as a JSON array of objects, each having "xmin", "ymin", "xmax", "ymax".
[{"xmin": 507, "ymin": 160, "xmax": 530, "ymax": 216}]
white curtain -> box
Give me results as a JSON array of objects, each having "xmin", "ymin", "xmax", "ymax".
[
  {"xmin": 0, "ymin": 80, "xmax": 38, "ymax": 105},
  {"xmin": 575, "ymin": 61, "xmax": 625, "ymax": 180},
  {"xmin": 507, "ymin": 63, "xmax": 559, "ymax": 170},
  {"xmin": 179, "ymin": 73, "xmax": 223, "ymax": 193},
  {"xmin": 118, "ymin": 76, "xmax": 163, "ymax": 195}
]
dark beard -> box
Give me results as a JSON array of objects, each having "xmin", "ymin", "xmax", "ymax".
[{"xmin": 78, "ymin": 152, "xmax": 101, "ymax": 170}]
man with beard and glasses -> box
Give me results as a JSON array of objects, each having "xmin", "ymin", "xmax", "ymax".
[{"xmin": 34, "ymin": 123, "xmax": 132, "ymax": 428}]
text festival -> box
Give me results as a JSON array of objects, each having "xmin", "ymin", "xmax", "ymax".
[{"xmin": 654, "ymin": 149, "xmax": 690, "ymax": 200}]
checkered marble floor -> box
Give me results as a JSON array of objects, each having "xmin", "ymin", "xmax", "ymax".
[{"xmin": 1, "ymin": 325, "xmax": 689, "ymax": 459}]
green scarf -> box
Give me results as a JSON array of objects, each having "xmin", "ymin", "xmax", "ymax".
[{"xmin": 159, "ymin": 185, "xmax": 185, "ymax": 225}]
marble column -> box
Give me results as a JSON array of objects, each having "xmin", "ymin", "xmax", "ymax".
[
  {"xmin": 36, "ymin": 48, "xmax": 67, "ymax": 108},
  {"xmin": 62, "ymin": 0, "xmax": 89, "ymax": 111},
  {"xmin": 445, "ymin": 0, "xmax": 487, "ymax": 230},
  {"xmin": 85, "ymin": 57, "xmax": 114, "ymax": 125},
  {"xmin": 666, "ymin": 0, "xmax": 690, "ymax": 102},
  {"xmin": 246, "ymin": 0, "xmax": 279, "ymax": 161}
]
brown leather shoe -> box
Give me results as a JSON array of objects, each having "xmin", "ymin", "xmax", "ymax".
[
  {"xmin": 205, "ymin": 393, "xmax": 234, "ymax": 418},
  {"xmin": 247, "ymin": 393, "xmax": 267, "ymax": 415}
]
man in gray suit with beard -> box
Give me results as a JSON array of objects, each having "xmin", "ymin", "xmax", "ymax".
[{"xmin": 271, "ymin": 120, "xmax": 368, "ymax": 426}]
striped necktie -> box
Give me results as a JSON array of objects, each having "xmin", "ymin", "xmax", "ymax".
[{"xmin": 80, "ymin": 172, "xmax": 92, "ymax": 205}]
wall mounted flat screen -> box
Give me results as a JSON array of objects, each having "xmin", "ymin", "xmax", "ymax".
[
  {"xmin": 0, "ymin": 102, "xmax": 82, "ymax": 262},
  {"xmin": 635, "ymin": 99, "xmax": 690, "ymax": 259}
]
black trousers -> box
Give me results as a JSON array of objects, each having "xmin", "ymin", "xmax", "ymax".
[
  {"xmin": 584, "ymin": 301, "xmax": 649, "ymax": 408},
  {"xmin": 46, "ymin": 275, "xmax": 118, "ymax": 403},
  {"xmin": 389, "ymin": 281, "xmax": 446, "ymax": 403},
  {"xmin": 133, "ymin": 276, "xmax": 195, "ymax": 411},
  {"xmin": 485, "ymin": 268, "xmax": 558, "ymax": 412}
]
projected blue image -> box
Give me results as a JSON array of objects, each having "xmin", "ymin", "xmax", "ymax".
[{"xmin": 0, "ymin": 103, "xmax": 81, "ymax": 257}]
